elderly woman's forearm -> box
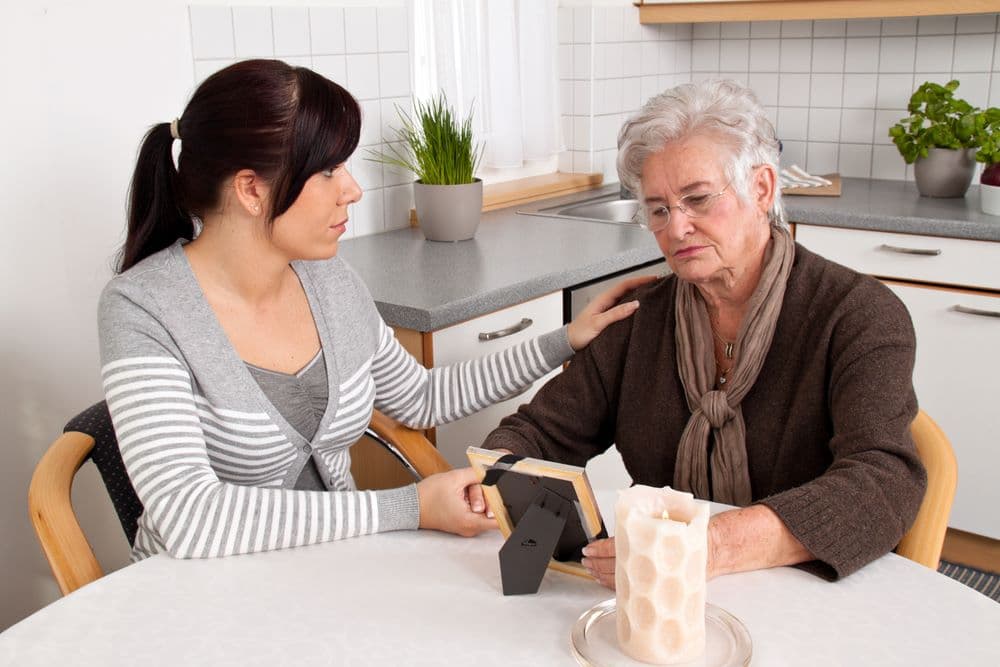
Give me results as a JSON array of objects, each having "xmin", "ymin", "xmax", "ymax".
[{"xmin": 706, "ymin": 505, "xmax": 813, "ymax": 579}]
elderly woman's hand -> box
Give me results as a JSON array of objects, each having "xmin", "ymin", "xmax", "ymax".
[
  {"xmin": 567, "ymin": 276, "xmax": 658, "ymax": 351},
  {"xmin": 581, "ymin": 537, "xmax": 617, "ymax": 589}
]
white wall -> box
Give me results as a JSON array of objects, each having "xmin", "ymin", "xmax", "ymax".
[{"xmin": 0, "ymin": 0, "xmax": 404, "ymax": 631}]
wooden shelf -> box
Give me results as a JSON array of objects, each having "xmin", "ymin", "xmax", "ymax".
[{"xmin": 637, "ymin": 0, "xmax": 999, "ymax": 24}]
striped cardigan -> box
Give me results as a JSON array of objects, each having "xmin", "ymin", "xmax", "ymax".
[{"xmin": 98, "ymin": 241, "xmax": 573, "ymax": 561}]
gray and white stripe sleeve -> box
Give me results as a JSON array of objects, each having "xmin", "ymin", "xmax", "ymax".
[
  {"xmin": 101, "ymin": 356, "xmax": 418, "ymax": 559},
  {"xmin": 370, "ymin": 317, "xmax": 574, "ymax": 429}
]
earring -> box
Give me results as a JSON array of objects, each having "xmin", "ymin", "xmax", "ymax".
[{"xmin": 251, "ymin": 203, "xmax": 260, "ymax": 214}]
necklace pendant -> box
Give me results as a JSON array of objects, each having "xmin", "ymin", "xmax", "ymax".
[
  {"xmin": 719, "ymin": 375, "xmax": 727, "ymax": 385},
  {"xmin": 724, "ymin": 342, "xmax": 734, "ymax": 359}
]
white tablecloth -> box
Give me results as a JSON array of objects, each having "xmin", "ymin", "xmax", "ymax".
[{"xmin": 3, "ymin": 494, "xmax": 998, "ymax": 666}]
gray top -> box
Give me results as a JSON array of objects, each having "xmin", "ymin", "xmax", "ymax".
[
  {"xmin": 338, "ymin": 178, "xmax": 1000, "ymax": 332},
  {"xmin": 247, "ymin": 351, "xmax": 329, "ymax": 491}
]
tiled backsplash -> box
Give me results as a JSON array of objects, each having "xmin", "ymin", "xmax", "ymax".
[
  {"xmin": 189, "ymin": 6, "xmax": 1000, "ymax": 212},
  {"xmin": 558, "ymin": 5, "xmax": 692, "ymax": 183},
  {"xmin": 189, "ymin": 5, "xmax": 413, "ymax": 239},
  {"xmin": 561, "ymin": 8, "xmax": 1000, "ymax": 184}
]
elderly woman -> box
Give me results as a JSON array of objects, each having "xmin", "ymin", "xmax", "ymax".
[{"xmin": 483, "ymin": 80, "xmax": 927, "ymax": 584}]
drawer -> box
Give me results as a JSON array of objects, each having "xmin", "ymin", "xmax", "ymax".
[
  {"xmin": 795, "ymin": 225, "xmax": 1000, "ymax": 292},
  {"xmin": 433, "ymin": 291, "xmax": 564, "ymax": 366},
  {"xmin": 432, "ymin": 292, "xmax": 564, "ymax": 467}
]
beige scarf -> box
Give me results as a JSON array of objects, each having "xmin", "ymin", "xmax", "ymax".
[{"xmin": 673, "ymin": 226, "xmax": 795, "ymax": 505}]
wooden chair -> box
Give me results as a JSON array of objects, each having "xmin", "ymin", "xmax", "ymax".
[
  {"xmin": 896, "ymin": 410, "xmax": 958, "ymax": 569},
  {"xmin": 28, "ymin": 402, "xmax": 450, "ymax": 596}
]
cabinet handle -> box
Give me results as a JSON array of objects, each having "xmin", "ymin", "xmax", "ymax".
[
  {"xmin": 879, "ymin": 243, "xmax": 941, "ymax": 256},
  {"xmin": 952, "ymin": 305, "xmax": 1000, "ymax": 319},
  {"xmin": 479, "ymin": 318, "xmax": 533, "ymax": 341}
]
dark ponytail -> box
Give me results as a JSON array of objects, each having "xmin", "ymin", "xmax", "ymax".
[
  {"xmin": 116, "ymin": 59, "xmax": 361, "ymax": 273},
  {"xmin": 118, "ymin": 123, "xmax": 193, "ymax": 272}
]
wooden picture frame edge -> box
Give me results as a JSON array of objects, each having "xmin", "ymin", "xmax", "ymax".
[{"xmin": 466, "ymin": 446, "xmax": 606, "ymax": 580}]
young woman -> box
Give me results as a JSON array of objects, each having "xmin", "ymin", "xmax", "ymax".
[{"xmin": 100, "ymin": 59, "xmax": 646, "ymax": 561}]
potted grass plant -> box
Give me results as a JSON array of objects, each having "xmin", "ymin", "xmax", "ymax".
[
  {"xmin": 974, "ymin": 106, "xmax": 1000, "ymax": 216},
  {"xmin": 889, "ymin": 80, "xmax": 979, "ymax": 198},
  {"xmin": 370, "ymin": 94, "xmax": 484, "ymax": 242}
]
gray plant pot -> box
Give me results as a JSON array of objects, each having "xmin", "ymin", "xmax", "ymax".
[
  {"xmin": 913, "ymin": 147, "xmax": 976, "ymax": 198},
  {"xmin": 413, "ymin": 179, "xmax": 484, "ymax": 242}
]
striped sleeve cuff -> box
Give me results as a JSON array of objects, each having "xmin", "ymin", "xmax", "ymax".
[
  {"xmin": 536, "ymin": 326, "xmax": 574, "ymax": 369},
  {"xmin": 376, "ymin": 484, "xmax": 420, "ymax": 532}
]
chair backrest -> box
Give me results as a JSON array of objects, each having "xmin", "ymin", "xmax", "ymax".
[
  {"xmin": 29, "ymin": 403, "xmax": 449, "ymax": 596},
  {"xmin": 896, "ymin": 410, "xmax": 958, "ymax": 569},
  {"xmin": 65, "ymin": 402, "xmax": 144, "ymax": 544}
]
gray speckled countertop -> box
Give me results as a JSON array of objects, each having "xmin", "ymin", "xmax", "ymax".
[
  {"xmin": 785, "ymin": 177, "xmax": 1000, "ymax": 242},
  {"xmin": 339, "ymin": 177, "xmax": 1000, "ymax": 331},
  {"xmin": 338, "ymin": 186, "xmax": 662, "ymax": 331}
]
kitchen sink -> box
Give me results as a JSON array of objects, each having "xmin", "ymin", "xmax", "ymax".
[{"xmin": 523, "ymin": 194, "xmax": 643, "ymax": 227}]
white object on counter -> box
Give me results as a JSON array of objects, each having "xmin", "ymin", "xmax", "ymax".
[
  {"xmin": 981, "ymin": 183, "xmax": 1000, "ymax": 216},
  {"xmin": 779, "ymin": 164, "xmax": 833, "ymax": 189},
  {"xmin": 615, "ymin": 485, "xmax": 710, "ymax": 664}
]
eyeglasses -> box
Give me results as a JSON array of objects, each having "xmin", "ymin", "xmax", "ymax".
[{"xmin": 634, "ymin": 182, "xmax": 731, "ymax": 233}]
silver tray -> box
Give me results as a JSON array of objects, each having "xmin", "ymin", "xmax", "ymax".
[{"xmin": 571, "ymin": 599, "xmax": 752, "ymax": 667}]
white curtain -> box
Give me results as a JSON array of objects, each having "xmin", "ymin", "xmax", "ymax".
[{"xmin": 413, "ymin": 0, "xmax": 561, "ymax": 170}]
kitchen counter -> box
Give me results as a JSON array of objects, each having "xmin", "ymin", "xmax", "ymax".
[
  {"xmin": 785, "ymin": 178, "xmax": 1000, "ymax": 243},
  {"xmin": 338, "ymin": 187, "xmax": 662, "ymax": 331},
  {"xmin": 338, "ymin": 177, "xmax": 1000, "ymax": 332}
]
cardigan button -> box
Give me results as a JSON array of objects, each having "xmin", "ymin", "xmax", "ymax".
[{"xmin": 302, "ymin": 445, "xmax": 312, "ymax": 454}]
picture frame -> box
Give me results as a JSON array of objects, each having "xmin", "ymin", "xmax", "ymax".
[{"xmin": 467, "ymin": 446, "xmax": 607, "ymax": 587}]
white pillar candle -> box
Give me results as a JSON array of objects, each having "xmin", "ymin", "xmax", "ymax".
[{"xmin": 615, "ymin": 485, "xmax": 710, "ymax": 664}]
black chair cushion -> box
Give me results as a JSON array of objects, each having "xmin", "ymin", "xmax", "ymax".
[{"xmin": 65, "ymin": 401, "xmax": 144, "ymax": 547}]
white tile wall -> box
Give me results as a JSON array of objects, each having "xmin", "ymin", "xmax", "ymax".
[
  {"xmin": 189, "ymin": 4, "xmax": 413, "ymax": 239},
  {"xmin": 637, "ymin": 12, "xmax": 999, "ymax": 181},
  {"xmin": 558, "ymin": 5, "xmax": 693, "ymax": 180}
]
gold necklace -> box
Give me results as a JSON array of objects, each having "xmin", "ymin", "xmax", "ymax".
[
  {"xmin": 711, "ymin": 326, "xmax": 735, "ymax": 359},
  {"xmin": 709, "ymin": 318, "xmax": 736, "ymax": 385}
]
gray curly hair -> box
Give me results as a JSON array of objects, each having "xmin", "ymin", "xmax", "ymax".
[{"xmin": 617, "ymin": 79, "xmax": 785, "ymax": 228}]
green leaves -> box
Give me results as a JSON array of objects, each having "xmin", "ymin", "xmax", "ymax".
[
  {"xmin": 367, "ymin": 94, "xmax": 483, "ymax": 185},
  {"xmin": 975, "ymin": 106, "xmax": 1000, "ymax": 166},
  {"xmin": 889, "ymin": 80, "xmax": 984, "ymax": 164}
]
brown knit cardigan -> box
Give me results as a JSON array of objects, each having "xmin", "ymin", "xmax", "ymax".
[{"xmin": 484, "ymin": 242, "xmax": 927, "ymax": 580}]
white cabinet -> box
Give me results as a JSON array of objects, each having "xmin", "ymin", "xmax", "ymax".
[
  {"xmin": 796, "ymin": 224, "xmax": 1000, "ymax": 539},
  {"xmin": 432, "ymin": 291, "xmax": 564, "ymax": 467}
]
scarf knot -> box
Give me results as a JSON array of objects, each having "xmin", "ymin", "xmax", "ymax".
[
  {"xmin": 672, "ymin": 226, "xmax": 796, "ymax": 506},
  {"xmin": 700, "ymin": 390, "xmax": 735, "ymax": 428}
]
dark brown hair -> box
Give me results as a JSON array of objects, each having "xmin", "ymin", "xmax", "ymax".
[{"xmin": 119, "ymin": 59, "xmax": 361, "ymax": 272}]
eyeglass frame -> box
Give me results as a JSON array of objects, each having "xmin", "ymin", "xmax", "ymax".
[{"xmin": 633, "ymin": 181, "xmax": 732, "ymax": 233}]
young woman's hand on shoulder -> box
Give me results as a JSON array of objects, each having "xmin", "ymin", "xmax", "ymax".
[{"xmin": 566, "ymin": 275, "xmax": 658, "ymax": 351}]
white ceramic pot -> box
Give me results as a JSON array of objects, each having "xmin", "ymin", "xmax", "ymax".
[
  {"xmin": 981, "ymin": 183, "xmax": 1000, "ymax": 217},
  {"xmin": 413, "ymin": 179, "xmax": 483, "ymax": 242},
  {"xmin": 913, "ymin": 147, "xmax": 976, "ymax": 198}
]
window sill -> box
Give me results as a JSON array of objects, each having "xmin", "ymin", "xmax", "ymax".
[{"xmin": 408, "ymin": 172, "xmax": 604, "ymax": 227}]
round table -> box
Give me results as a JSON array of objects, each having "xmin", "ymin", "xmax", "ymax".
[{"xmin": 3, "ymin": 493, "xmax": 998, "ymax": 665}]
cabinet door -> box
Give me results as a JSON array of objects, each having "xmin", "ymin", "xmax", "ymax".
[
  {"xmin": 886, "ymin": 283, "xmax": 1000, "ymax": 539},
  {"xmin": 433, "ymin": 292, "xmax": 564, "ymax": 467}
]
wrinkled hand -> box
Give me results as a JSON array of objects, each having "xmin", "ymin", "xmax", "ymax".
[
  {"xmin": 581, "ymin": 537, "xmax": 616, "ymax": 589},
  {"xmin": 416, "ymin": 467, "xmax": 497, "ymax": 537},
  {"xmin": 566, "ymin": 275, "xmax": 658, "ymax": 351}
]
